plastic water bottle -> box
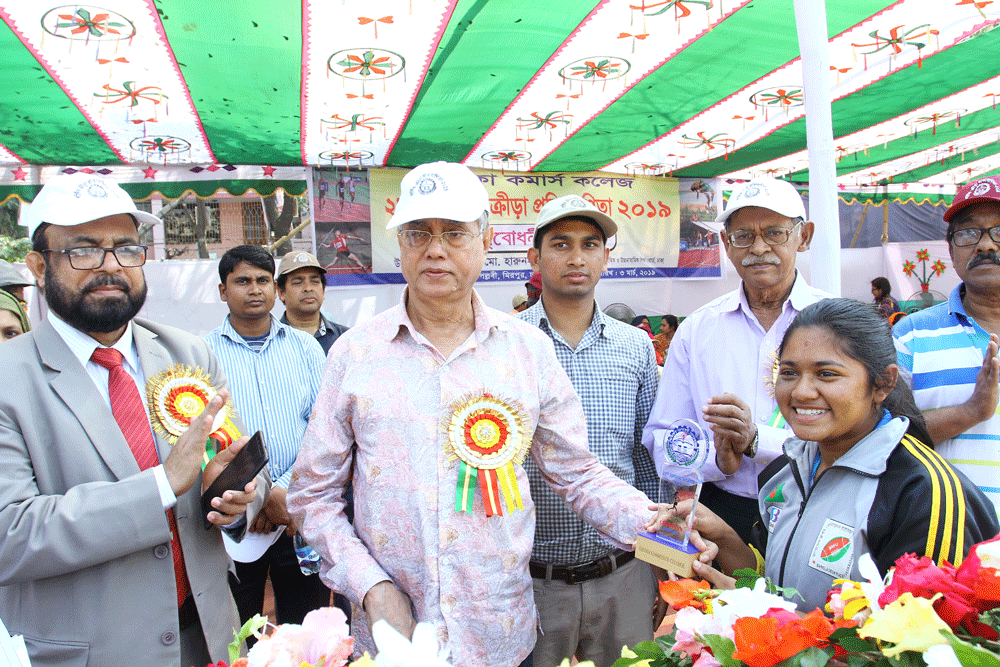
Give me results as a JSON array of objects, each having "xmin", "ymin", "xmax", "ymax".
[{"xmin": 293, "ymin": 533, "xmax": 322, "ymax": 576}]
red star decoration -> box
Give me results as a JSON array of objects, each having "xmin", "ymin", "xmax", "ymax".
[
  {"xmin": 262, "ymin": 166, "xmax": 277, "ymax": 177},
  {"xmin": 12, "ymin": 167, "xmax": 27, "ymax": 181},
  {"xmin": 143, "ymin": 167, "xmax": 158, "ymax": 179}
]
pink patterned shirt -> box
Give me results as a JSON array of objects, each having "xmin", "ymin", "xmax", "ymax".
[{"xmin": 287, "ymin": 289, "xmax": 654, "ymax": 666}]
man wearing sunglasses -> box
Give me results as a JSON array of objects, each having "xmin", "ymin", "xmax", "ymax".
[
  {"xmin": 0, "ymin": 173, "xmax": 268, "ymax": 667},
  {"xmin": 894, "ymin": 176, "xmax": 1000, "ymax": 519},
  {"xmin": 643, "ymin": 177, "xmax": 826, "ymax": 544}
]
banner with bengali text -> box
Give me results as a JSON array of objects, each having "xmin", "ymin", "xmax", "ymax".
[{"xmin": 362, "ymin": 168, "xmax": 721, "ymax": 285}]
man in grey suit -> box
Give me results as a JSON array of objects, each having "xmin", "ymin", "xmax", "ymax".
[{"xmin": 0, "ymin": 173, "xmax": 269, "ymax": 667}]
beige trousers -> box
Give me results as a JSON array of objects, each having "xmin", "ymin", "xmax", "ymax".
[{"xmin": 531, "ymin": 557, "xmax": 655, "ymax": 667}]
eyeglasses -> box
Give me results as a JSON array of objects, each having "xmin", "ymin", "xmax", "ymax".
[
  {"xmin": 725, "ymin": 221, "xmax": 801, "ymax": 248},
  {"xmin": 43, "ymin": 245, "xmax": 147, "ymax": 270},
  {"xmin": 398, "ymin": 229, "xmax": 481, "ymax": 249},
  {"xmin": 949, "ymin": 224, "xmax": 1000, "ymax": 248}
]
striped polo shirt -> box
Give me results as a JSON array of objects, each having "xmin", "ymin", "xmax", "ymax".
[
  {"xmin": 205, "ymin": 315, "xmax": 325, "ymax": 488},
  {"xmin": 894, "ymin": 284, "xmax": 1000, "ymax": 517}
]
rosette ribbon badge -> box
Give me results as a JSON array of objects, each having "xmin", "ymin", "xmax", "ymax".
[
  {"xmin": 444, "ymin": 393, "xmax": 531, "ymax": 517},
  {"xmin": 146, "ymin": 364, "xmax": 242, "ymax": 466}
]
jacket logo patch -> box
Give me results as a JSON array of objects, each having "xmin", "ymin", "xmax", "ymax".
[
  {"xmin": 820, "ymin": 537, "xmax": 851, "ymax": 562},
  {"xmin": 809, "ymin": 518, "xmax": 854, "ymax": 579},
  {"xmin": 765, "ymin": 482, "xmax": 785, "ymax": 503},
  {"xmin": 767, "ymin": 506, "xmax": 781, "ymax": 533}
]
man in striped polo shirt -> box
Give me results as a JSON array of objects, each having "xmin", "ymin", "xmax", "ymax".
[
  {"xmin": 205, "ymin": 244, "xmax": 331, "ymax": 633},
  {"xmin": 894, "ymin": 176, "xmax": 1000, "ymax": 517}
]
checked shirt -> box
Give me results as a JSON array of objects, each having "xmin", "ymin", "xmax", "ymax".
[{"xmin": 518, "ymin": 301, "xmax": 660, "ymax": 565}]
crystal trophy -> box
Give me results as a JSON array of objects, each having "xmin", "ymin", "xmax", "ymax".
[{"xmin": 635, "ymin": 419, "xmax": 707, "ymax": 577}]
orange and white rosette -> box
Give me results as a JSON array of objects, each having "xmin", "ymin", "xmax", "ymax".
[
  {"xmin": 146, "ymin": 364, "xmax": 241, "ymax": 465},
  {"xmin": 444, "ymin": 392, "xmax": 530, "ymax": 517}
]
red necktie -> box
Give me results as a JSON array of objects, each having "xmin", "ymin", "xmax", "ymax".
[{"xmin": 91, "ymin": 347, "xmax": 191, "ymax": 607}]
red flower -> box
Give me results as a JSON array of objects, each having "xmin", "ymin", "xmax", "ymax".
[
  {"xmin": 917, "ymin": 249, "xmax": 930, "ymax": 261},
  {"xmin": 902, "ymin": 260, "xmax": 916, "ymax": 276},
  {"xmin": 881, "ymin": 552, "xmax": 997, "ymax": 640}
]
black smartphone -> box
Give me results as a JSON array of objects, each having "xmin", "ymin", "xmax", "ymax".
[{"xmin": 201, "ymin": 431, "xmax": 268, "ymax": 530}]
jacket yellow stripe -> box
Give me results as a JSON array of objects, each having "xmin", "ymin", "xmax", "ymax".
[
  {"xmin": 900, "ymin": 435, "xmax": 946, "ymax": 563},
  {"xmin": 903, "ymin": 435, "xmax": 967, "ymax": 565},
  {"xmin": 906, "ymin": 435, "xmax": 968, "ymax": 565}
]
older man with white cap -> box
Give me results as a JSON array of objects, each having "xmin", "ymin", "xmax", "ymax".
[
  {"xmin": 0, "ymin": 173, "xmax": 268, "ymax": 667},
  {"xmin": 287, "ymin": 163, "xmax": 678, "ymax": 667},
  {"xmin": 643, "ymin": 178, "xmax": 827, "ymax": 544}
]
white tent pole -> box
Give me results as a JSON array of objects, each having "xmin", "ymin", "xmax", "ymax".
[{"xmin": 793, "ymin": 0, "xmax": 841, "ymax": 296}]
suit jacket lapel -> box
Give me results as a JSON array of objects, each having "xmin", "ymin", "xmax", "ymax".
[
  {"xmin": 37, "ymin": 320, "xmax": 140, "ymax": 481},
  {"xmin": 134, "ymin": 323, "xmax": 200, "ymax": 521},
  {"xmin": 134, "ymin": 322, "xmax": 176, "ymax": 463}
]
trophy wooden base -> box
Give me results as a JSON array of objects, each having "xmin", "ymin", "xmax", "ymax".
[{"xmin": 635, "ymin": 531, "xmax": 700, "ymax": 578}]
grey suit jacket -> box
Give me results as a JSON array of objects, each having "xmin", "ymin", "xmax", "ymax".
[{"xmin": 0, "ymin": 317, "xmax": 269, "ymax": 667}]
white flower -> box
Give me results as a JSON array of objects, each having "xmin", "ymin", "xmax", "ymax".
[
  {"xmin": 976, "ymin": 539, "xmax": 1000, "ymax": 570},
  {"xmin": 856, "ymin": 553, "xmax": 885, "ymax": 613},
  {"xmin": 711, "ymin": 578, "xmax": 798, "ymax": 626},
  {"xmin": 923, "ymin": 644, "xmax": 962, "ymax": 667},
  {"xmin": 371, "ymin": 621, "xmax": 452, "ymax": 667}
]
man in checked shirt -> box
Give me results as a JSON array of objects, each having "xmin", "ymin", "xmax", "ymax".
[{"xmin": 518, "ymin": 195, "xmax": 663, "ymax": 667}]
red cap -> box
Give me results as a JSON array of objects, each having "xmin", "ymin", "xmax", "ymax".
[
  {"xmin": 527, "ymin": 272, "xmax": 543, "ymax": 290},
  {"xmin": 944, "ymin": 176, "xmax": 1000, "ymax": 223}
]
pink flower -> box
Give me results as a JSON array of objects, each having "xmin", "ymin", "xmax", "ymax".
[{"xmin": 302, "ymin": 607, "xmax": 353, "ymax": 667}]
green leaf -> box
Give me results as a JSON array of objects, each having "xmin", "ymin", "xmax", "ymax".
[
  {"xmin": 702, "ymin": 634, "xmax": 740, "ymax": 667},
  {"xmin": 732, "ymin": 567, "xmax": 762, "ymax": 589},
  {"xmin": 774, "ymin": 646, "xmax": 832, "ymax": 667},
  {"xmin": 945, "ymin": 633, "xmax": 1000, "ymax": 667},
  {"xmin": 228, "ymin": 614, "xmax": 268, "ymax": 663}
]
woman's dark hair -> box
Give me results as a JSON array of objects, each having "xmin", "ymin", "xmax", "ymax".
[
  {"xmin": 778, "ymin": 298, "xmax": 932, "ymax": 445},
  {"xmin": 871, "ymin": 276, "xmax": 892, "ymax": 297}
]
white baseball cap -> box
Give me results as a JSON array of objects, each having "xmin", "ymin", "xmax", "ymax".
[
  {"xmin": 387, "ymin": 162, "xmax": 489, "ymax": 229},
  {"xmin": 715, "ymin": 178, "xmax": 806, "ymax": 225},
  {"xmin": 21, "ymin": 172, "xmax": 160, "ymax": 239},
  {"xmin": 534, "ymin": 194, "xmax": 618, "ymax": 239}
]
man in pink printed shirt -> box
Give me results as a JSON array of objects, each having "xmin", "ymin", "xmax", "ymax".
[{"xmin": 288, "ymin": 162, "xmax": 673, "ymax": 667}]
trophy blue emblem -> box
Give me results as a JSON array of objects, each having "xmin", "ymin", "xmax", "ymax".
[{"xmin": 635, "ymin": 419, "xmax": 707, "ymax": 577}]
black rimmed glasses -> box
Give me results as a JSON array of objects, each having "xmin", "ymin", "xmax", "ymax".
[
  {"xmin": 726, "ymin": 221, "xmax": 802, "ymax": 248},
  {"xmin": 397, "ymin": 229, "xmax": 481, "ymax": 249},
  {"xmin": 43, "ymin": 245, "xmax": 147, "ymax": 270},
  {"xmin": 949, "ymin": 224, "xmax": 1000, "ymax": 248}
]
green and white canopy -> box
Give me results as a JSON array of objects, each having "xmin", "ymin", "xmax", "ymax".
[{"xmin": 1, "ymin": 0, "xmax": 998, "ymax": 193}]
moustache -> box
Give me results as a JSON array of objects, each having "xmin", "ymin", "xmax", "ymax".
[
  {"xmin": 968, "ymin": 251, "xmax": 1000, "ymax": 270},
  {"xmin": 83, "ymin": 274, "xmax": 131, "ymax": 294},
  {"xmin": 742, "ymin": 254, "xmax": 781, "ymax": 267}
]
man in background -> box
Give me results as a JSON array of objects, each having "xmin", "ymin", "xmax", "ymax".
[
  {"xmin": 276, "ymin": 251, "xmax": 348, "ymax": 354},
  {"xmin": 205, "ymin": 245, "xmax": 330, "ymax": 632},
  {"xmin": 519, "ymin": 194, "xmax": 662, "ymax": 667},
  {"xmin": 0, "ymin": 258, "xmax": 33, "ymax": 303},
  {"xmin": 894, "ymin": 176, "xmax": 1000, "ymax": 516}
]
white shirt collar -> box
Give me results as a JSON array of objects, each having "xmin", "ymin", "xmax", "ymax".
[{"xmin": 48, "ymin": 312, "xmax": 140, "ymax": 375}]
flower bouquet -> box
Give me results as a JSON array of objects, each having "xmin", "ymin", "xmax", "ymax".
[
  {"xmin": 614, "ymin": 535, "xmax": 1000, "ymax": 667},
  {"xmin": 205, "ymin": 608, "xmax": 453, "ymax": 667}
]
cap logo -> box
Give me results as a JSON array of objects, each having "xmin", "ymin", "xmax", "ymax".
[
  {"xmin": 559, "ymin": 195, "xmax": 589, "ymax": 209},
  {"xmin": 74, "ymin": 178, "xmax": 110, "ymax": 200},
  {"xmin": 295, "ymin": 252, "xmax": 310, "ymax": 262},
  {"xmin": 736, "ymin": 183, "xmax": 767, "ymax": 200},
  {"xmin": 411, "ymin": 173, "xmax": 447, "ymax": 197},
  {"xmin": 968, "ymin": 178, "xmax": 998, "ymax": 199}
]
